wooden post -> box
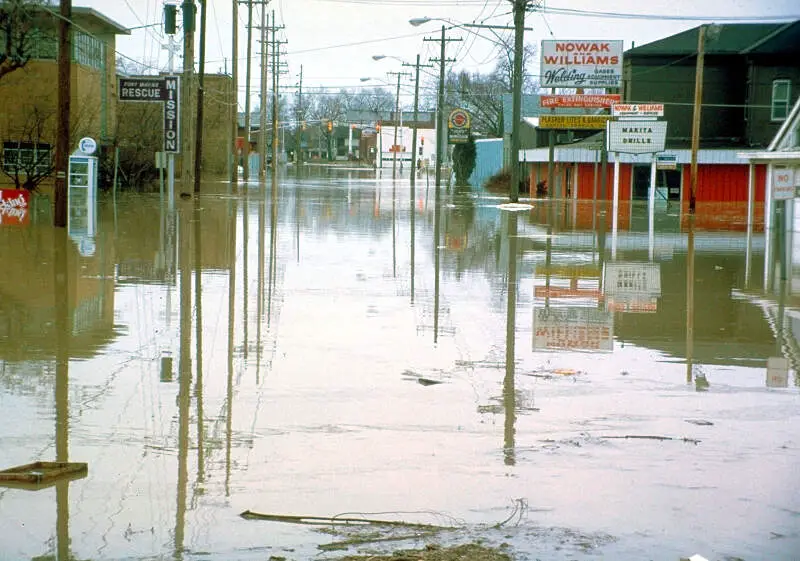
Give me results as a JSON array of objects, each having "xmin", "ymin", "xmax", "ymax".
[
  {"xmin": 54, "ymin": 0, "xmax": 72, "ymax": 228},
  {"xmin": 689, "ymin": 24, "xmax": 706, "ymax": 213}
]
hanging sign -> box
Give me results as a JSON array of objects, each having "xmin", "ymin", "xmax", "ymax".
[
  {"xmin": 611, "ymin": 103, "xmax": 664, "ymax": 117},
  {"xmin": 656, "ymin": 154, "xmax": 677, "ymax": 170},
  {"xmin": 539, "ymin": 114, "xmax": 611, "ymax": 130},
  {"xmin": 540, "ymin": 40, "xmax": 623, "ymax": 88},
  {"xmin": 541, "ymin": 94, "xmax": 620, "ymax": 108},
  {"xmin": 607, "ymin": 120, "xmax": 668, "ymax": 153},
  {"xmin": 448, "ymin": 108, "xmax": 471, "ymax": 144}
]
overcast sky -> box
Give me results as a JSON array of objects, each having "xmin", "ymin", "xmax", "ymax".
[{"xmin": 83, "ymin": 0, "xmax": 800, "ymax": 109}]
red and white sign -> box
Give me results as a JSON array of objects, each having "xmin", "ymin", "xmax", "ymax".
[
  {"xmin": 772, "ymin": 167, "xmax": 796, "ymax": 200},
  {"xmin": 540, "ymin": 40, "xmax": 623, "ymax": 88},
  {"xmin": 0, "ymin": 188, "xmax": 30, "ymax": 226},
  {"xmin": 541, "ymin": 94, "xmax": 620, "ymax": 108},
  {"xmin": 611, "ymin": 103, "xmax": 664, "ymax": 117}
]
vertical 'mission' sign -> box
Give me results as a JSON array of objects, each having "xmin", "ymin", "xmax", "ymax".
[{"xmin": 163, "ymin": 76, "xmax": 180, "ymax": 154}]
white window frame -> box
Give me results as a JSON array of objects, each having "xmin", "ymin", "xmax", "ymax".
[
  {"xmin": 2, "ymin": 141, "xmax": 52, "ymax": 176},
  {"xmin": 771, "ymin": 79, "xmax": 791, "ymax": 122}
]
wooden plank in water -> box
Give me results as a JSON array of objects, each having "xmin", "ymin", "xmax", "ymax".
[{"xmin": 0, "ymin": 462, "xmax": 88, "ymax": 489}]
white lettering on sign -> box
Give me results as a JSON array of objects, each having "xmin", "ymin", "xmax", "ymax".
[
  {"xmin": 163, "ymin": 76, "xmax": 181, "ymax": 154},
  {"xmin": 540, "ymin": 40, "xmax": 623, "ymax": 88}
]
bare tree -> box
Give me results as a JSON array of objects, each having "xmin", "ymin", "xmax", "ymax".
[
  {"xmin": 0, "ymin": 0, "xmax": 49, "ymax": 82},
  {"xmin": 1, "ymin": 106, "xmax": 54, "ymax": 190}
]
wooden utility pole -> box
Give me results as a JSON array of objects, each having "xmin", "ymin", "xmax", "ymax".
[
  {"xmin": 193, "ymin": 0, "xmax": 208, "ymax": 193},
  {"xmin": 269, "ymin": 11, "xmax": 286, "ymax": 171},
  {"xmin": 242, "ymin": 0, "xmax": 254, "ymax": 182},
  {"xmin": 509, "ymin": 0, "xmax": 529, "ymax": 202},
  {"xmin": 296, "ymin": 65, "xmax": 303, "ymax": 165},
  {"xmin": 231, "ymin": 0, "xmax": 238, "ymax": 183},
  {"xmin": 424, "ymin": 27, "xmax": 460, "ymax": 191},
  {"xmin": 403, "ymin": 55, "xmax": 433, "ymax": 190},
  {"xmin": 387, "ymin": 70, "xmax": 411, "ymax": 180},
  {"xmin": 689, "ymin": 24, "xmax": 706, "ymax": 214},
  {"xmin": 54, "ymin": 0, "xmax": 72, "ymax": 228},
  {"xmin": 182, "ymin": 0, "xmax": 196, "ymax": 190},
  {"xmin": 259, "ymin": 8, "xmax": 268, "ymax": 178}
]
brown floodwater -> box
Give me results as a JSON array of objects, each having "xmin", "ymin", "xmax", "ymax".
[{"xmin": 1, "ymin": 167, "xmax": 798, "ymax": 560}]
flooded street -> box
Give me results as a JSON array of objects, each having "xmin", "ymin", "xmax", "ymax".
[{"xmin": 1, "ymin": 169, "xmax": 799, "ymax": 560}]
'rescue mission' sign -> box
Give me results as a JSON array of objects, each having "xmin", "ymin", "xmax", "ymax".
[
  {"xmin": 119, "ymin": 77, "xmax": 170, "ymax": 101},
  {"xmin": 540, "ymin": 40, "xmax": 623, "ymax": 88},
  {"xmin": 607, "ymin": 120, "xmax": 667, "ymax": 154},
  {"xmin": 162, "ymin": 76, "xmax": 180, "ymax": 153},
  {"xmin": 118, "ymin": 75, "xmax": 181, "ymax": 154},
  {"xmin": 448, "ymin": 108, "xmax": 471, "ymax": 144}
]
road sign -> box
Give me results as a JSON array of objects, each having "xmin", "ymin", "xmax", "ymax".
[
  {"xmin": 448, "ymin": 108, "xmax": 471, "ymax": 144},
  {"xmin": 541, "ymin": 94, "xmax": 620, "ymax": 108},
  {"xmin": 607, "ymin": 120, "xmax": 668, "ymax": 153},
  {"xmin": 611, "ymin": 103, "xmax": 664, "ymax": 117},
  {"xmin": 772, "ymin": 167, "xmax": 795, "ymax": 200},
  {"xmin": 539, "ymin": 114, "xmax": 611, "ymax": 130}
]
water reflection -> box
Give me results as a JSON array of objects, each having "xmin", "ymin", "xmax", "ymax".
[{"xmin": 3, "ymin": 172, "xmax": 800, "ymax": 560}]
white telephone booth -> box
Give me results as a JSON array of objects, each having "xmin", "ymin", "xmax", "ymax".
[{"xmin": 68, "ymin": 138, "xmax": 99, "ymax": 256}]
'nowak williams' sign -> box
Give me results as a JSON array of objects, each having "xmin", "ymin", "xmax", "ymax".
[{"xmin": 540, "ymin": 40, "xmax": 623, "ymax": 88}]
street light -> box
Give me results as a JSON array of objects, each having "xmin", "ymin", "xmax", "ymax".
[{"xmin": 410, "ymin": 13, "xmax": 531, "ymax": 202}]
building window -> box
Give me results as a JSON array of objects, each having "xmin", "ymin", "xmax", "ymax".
[
  {"xmin": 771, "ymin": 79, "xmax": 791, "ymax": 121},
  {"xmin": 2, "ymin": 142, "xmax": 52, "ymax": 176}
]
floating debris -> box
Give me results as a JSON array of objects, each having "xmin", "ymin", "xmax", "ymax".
[{"xmin": 685, "ymin": 419, "xmax": 714, "ymax": 426}]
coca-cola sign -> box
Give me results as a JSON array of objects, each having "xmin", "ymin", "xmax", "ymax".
[{"xmin": 540, "ymin": 40, "xmax": 623, "ymax": 88}]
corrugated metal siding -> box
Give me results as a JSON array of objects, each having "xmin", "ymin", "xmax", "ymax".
[
  {"xmin": 681, "ymin": 164, "xmax": 750, "ymax": 202},
  {"xmin": 470, "ymin": 138, "xmax": 503, "ymax": 189}
]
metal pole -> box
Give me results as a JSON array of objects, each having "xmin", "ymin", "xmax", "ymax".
[
  {"xmin": 509, "ymin": 0, "xmax": 526, "ymax": 202},
  {"xmin": 259, "ymin": 7, "xmax": 268, "ymax": 178}
]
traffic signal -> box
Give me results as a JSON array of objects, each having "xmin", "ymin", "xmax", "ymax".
[
  {"xmin": 376, "ymin": 124, "xmax": 381, "ymax": 132},
  {"xmin": 164, "ymin": 4, "xmax": 177, "ymax": 35},
  {"xmin": 327, "ymin": 121, "xmax": 333, "ymax": 132},
  {"xmin": 181, "ymin": 0, "xmax": 195, "ymax": 34},
  {"xmin": 420, "ymin": 136, "xmax": 424, "ymax": 145},
  {"xmin": 301, "ymin": 121, "xmax": 307, "ymax": 130}
]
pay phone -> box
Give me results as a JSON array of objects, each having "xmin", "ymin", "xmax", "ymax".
[{"xmin": 68, "ymin": 137, "xmax": 98, "ymax": 256}]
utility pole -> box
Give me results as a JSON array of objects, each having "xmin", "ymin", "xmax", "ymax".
[
  {"xmin": 689, "ymin": 24, "xmax": 706, "ymax": 214},
  {"xmin": 54, "ymin": 0, "xmax": 71, "ymax": 227},
  {"xmin": 403, "ymin": 56, "xmax": 433, "ymax": 190},
  {"xmin": 181, "ymin": 0, "xmax": 196, "ymax": 190},
  {"xmin": 296, "ymin": 65, "xmax": 303, "ymax": 165},
  {"xmin": 270, "ymin": 11, "xmax": 287, "ymax": 173},
  {"xmin": 509, "ymin": 0, "xmax": 530, "ymax": 202},
  {"xmin": 241, "ymin": 0, "xmax": 254, "ymax": 182},
  {"xmin": 424, "ymin": 26, "xmax": 460, "ymax": 191},
  {"xmin": 259, "ymin": 8, "xmax": 268, "ymax": 178},
  {"xmin": 231, "ymin": 0, "xmax": 238, "ymax": 183},
  {"xmin": 387, "ymin": 71, "xmax": 411, "ymax": 180},
  {"xmin": 193, "ymin": 0, "xmax": 208, "ymax": 194}
]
